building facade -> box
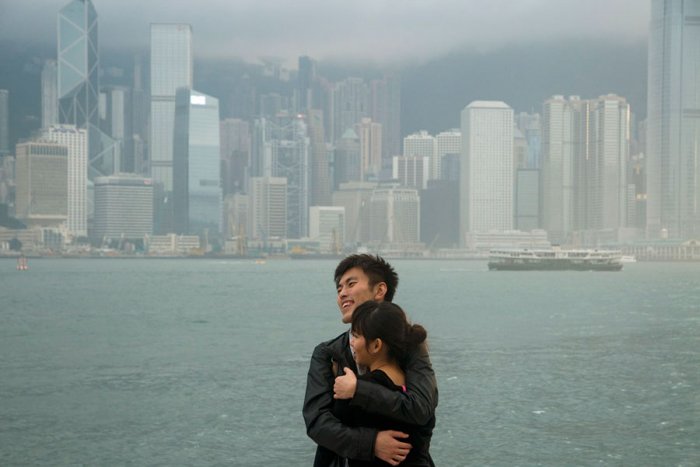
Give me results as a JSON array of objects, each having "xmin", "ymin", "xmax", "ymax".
[
  {"xmin": 309, "ymin": 206, "xmax": 345, "ymax": 253},
  {"xmin": 15, "ymin": 142, "xmax": 69, "ymax": 226},
  {"xmin": 646, "ymin": 0, "xmax": 700, "ymax": 240},
  {"xmin": 173, "ymin": 89, "xmax": 222, "ymax": 235},
  {"xmin": 93, "ymin": 174, "xmax": 153, "ymax": 242},
  {"xmin": 150, "ymin": 23, "xmax": 193, "ymax": 192},
  {"xmin": 42, "ymin": 125, "xmax": 88, "ymax": 237},
  {"xmin": 460, "ymin": 101, "xmax": 514, "ymax": 243}
]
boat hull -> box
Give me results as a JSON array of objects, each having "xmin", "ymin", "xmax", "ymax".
[{"xmin": 488, "ymin": 260, "xmax": 622, "ymax": 271}]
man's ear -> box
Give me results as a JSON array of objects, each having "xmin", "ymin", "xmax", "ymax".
[{"xmin": 374, "ymin": 282, "xmax": 387, "ymax": 301}]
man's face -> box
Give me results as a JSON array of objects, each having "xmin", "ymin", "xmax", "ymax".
[{"xmin": 336, "ymin": 267, "xmax": 384, "ymax": 324}]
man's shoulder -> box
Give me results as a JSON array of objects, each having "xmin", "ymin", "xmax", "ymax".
[{"xmin": 316, "ymin": 330, "xmax": 348, "ymax": 350}]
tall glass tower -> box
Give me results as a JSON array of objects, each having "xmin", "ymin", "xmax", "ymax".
[
  {"xmin": 58, "ymin": 0, "xmax": 116, "ymax": 179},
  {"xmin": 150, "ymin": 23, "xmax": 193, "ymax": 192},
  {"xmin": 646, "ymin": 0, "xmax": 700, "ymax": 240},
  {"xmin": 173, "ymin": 89, "xmax": 221, "ymax": 236}
]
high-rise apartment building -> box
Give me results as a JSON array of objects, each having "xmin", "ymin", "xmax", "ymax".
[
  {"xmin": 403, "ymin": 131, "xmax": 438, "ymax": 180},
  {"xmin": 42, "ymin": 125, "xmax": 88, "ymax": 237},
  {"xmin": 41, "ymin": 61, "xmax": 59, "ymax": 129},
  {"xmin": 14, "ymin": 142, "xmax": 69, "ymax": 226},
  {"xmin": 589, "ymin": 95, "xmax": 631, "ymax": 231},
  {"xmin": 173, "ymin": 89, "xmax": 222, "ymax": 235},
  {"xmin": 541, "ymin": 94, "xmax": 631, "ymax": 242},
  {"xmin": 0, "ymin": 90, "xmax": 8, "ymax": 156},
  {"xmin": 541, "ymin": 95, "xmax": 580, "ymax": 241},
  {"xmin": 646, "ymin": 0, "xmax": 700, "ymax": 239},
  {"xmin": 93, "ymin": 174, "xmax": 153, "ymax": 242},
  {"xmin": 460, "ymin": 101, "xmax": 514, "ymax": 243},
  {"xmin": 150, "ymin": 23, "xmax": 193, "ymax": 192}
]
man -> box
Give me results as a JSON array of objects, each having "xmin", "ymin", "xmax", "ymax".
[{"xmin": 303, "ymin": 254, "xmax": 438, "ymax": 466}]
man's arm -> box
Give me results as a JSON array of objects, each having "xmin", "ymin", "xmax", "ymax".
[
  {"xmin": 303, "ymin": 341, "xmax": 377, "ymax": 461},
  {"xmin": 350, "ymin": 344, "xmax": 437, "ymax": 425}
]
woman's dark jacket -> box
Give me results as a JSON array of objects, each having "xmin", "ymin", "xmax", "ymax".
[{"xmin": 303, "ymin": 330, "xmax": 438, "ymax": 466}]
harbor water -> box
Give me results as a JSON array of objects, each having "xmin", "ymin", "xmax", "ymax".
[{"xmin": 1, "ymin": 258, "xmax": 698, "ymax": 466}]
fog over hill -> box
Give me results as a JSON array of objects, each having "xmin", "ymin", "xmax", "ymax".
[{"xmin": 0, "ymin": 38, "xmax": 647, "ymax": 148}]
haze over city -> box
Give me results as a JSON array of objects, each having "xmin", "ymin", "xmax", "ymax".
[{"xmin": 0, "ymin": 0, "xmax": 697, "ymax": 260}]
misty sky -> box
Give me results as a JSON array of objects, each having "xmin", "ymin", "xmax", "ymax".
[{"xmin": 0, "ymin": 0, "xmax": 650, "ymax": 66}]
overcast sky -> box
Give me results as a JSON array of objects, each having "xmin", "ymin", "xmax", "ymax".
[{"xmin": 0, "ymin": 0, "xmax": 650, "ymax": 66}]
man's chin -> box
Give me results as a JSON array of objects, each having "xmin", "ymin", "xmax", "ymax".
[{"xmin": 340, "ymin": 309, "xmax": 353, "ymax": 324}]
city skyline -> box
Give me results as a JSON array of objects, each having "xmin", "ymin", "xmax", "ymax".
[{"xmin": 1, "ymin": 0, "xmax": 697, "ymax": 257}]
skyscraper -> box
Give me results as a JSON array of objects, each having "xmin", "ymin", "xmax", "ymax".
[
  {"xmin": 41, "ymin": 61, "xmax": 59, "ymax": 129},
  {"xmin": 150, "ymin": 23, "xmax": 193, "ymax": 192},
  {"xmin": 307, "ymin": 109, "xmax": 331, "ymax": 206},
  {"xmin": 14, "ymin": 142, "xmax": 69, "ymax": 226},
  {"xmin": 460, "ymin": 101, "xmax": 514, "ymax": 243},
  {"xmin": 0, "ymin": 90, "xmax": 8, "ymax": 156},
  {"xmin": 404, "ymin": 131, "xmax": 437, "ymax": 180},
  {"xmin": 249, "ymin": 176, "xmax": 287, "ymax": 240},
  {"xmin": 173, "ymin": 89, "xmax": 222, "ymax": 235},
  {"xmin": 220, "ymin": 118, "xmax": 251, "ymax": 196},
  {"xmin": 646, "ymin": 0, "xmax": 700, "ymax": 240},
  {"xmin": 541, "ymin": 95, "xmax": 580, "ymax": 241},
  {"xmin": 436, "ymin": 129, "xmax": 462, "ymax": 180},
  {"xmin": 43, "ymin": 125, "xmax": 88, "ymax": 237},
  {"xmin": 93, "ymin": 174, "xmax": 153, "ymax": 242},
  {"xmin": 355, "ymin": 117, "xmax": 382, "ymax": 180},
  {"xmin": 57, "ymin": 0, "xmax": 115, "ymax": 179}
]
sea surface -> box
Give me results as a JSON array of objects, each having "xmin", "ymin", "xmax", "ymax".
[{"xmin": 1, "ymin": 258, "xmax": 698, "ymax": 466}]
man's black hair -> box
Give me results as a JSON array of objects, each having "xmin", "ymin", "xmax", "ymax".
[{"xmin": 334, "ymin": 254, "xmax": 399, "ymax": 302}]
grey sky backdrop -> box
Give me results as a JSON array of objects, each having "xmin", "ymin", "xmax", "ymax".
[{"xmin": 0, "ymin": 0, "xmax": 650, "ymax": 66}]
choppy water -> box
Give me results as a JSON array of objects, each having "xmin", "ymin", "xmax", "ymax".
[{"xmin": 1, "ymin": 258, "xmax": 698, "ymax": 466}]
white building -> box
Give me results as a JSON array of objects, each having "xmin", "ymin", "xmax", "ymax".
[
  {"xmin": 43, "ymin": 125, "xmax": 88, "ymax": 237},
  {"xmin": 436, "ymin": 129, "xmax": 462, "ymax": 180},
  {"xmin": 403, "ymin": 130, "xmax": 438, "ymax": 180},
  {"xmin": 460, "ymin": 101, "xmax": 514, "ymax": 244},
  {"xmin": 249, "ymin": 176, "xmax": 287, "ymax": 240},
  {"xmin": 368, "ymin": 185, "xmax": 420, "ymax": 246},
  {"xmin": 392, "ymin": 155, "xmax": 430, "ymax": 190},
  {"xmin": 309, "ymin": 206, "xmax": 345, "ymax": 253},
  {"xmin": 332, "ymin": 181, "xmax": 377, "ymax": 244},
  {"xmin": 93, "ymin": 174, "xmax": 153, "ymax": 242}
]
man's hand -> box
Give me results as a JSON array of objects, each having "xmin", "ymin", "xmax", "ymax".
[
  {"xmin": 374, "ymin": 430, "xmax": 412, "ymax": 465},
  {"xmin": 333, "ymin": 367, "xmax": 357, "ymax": 399}
]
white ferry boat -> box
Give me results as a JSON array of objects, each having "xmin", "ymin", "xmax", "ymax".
[{"xmin": 488, "ymin": 248, "xmax": 623, "ymax": 271}]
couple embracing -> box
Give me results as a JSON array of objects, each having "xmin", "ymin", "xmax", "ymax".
[{"xmin": 303, "ymin": 254, "xmax": 438, "ymax": 466}]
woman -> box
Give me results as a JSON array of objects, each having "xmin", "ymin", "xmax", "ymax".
[{"xmin": 332, "ymin": 301, "xmax": 433, "ymax": 466}]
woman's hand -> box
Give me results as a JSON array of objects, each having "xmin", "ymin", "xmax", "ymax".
[{"xmin": 333, "ymin": 367, "xmax": 357, "ymax": 399}]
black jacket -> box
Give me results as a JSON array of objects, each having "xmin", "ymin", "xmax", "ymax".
[{"xmin": 303, "ymin": 330, "xmax": 438, "ymax": 465}]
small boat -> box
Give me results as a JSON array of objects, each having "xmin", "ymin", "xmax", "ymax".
[
  {"xmin": 620, "ymin": 255, "xmax": 637, "ymax": 263},
  {"xmin": 16, "ymin": 255, "xmax": 29, "ymax": 271},
  {"xmin": 488, "ymin": 248, "xmax": 623, "ymax": 271}
]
